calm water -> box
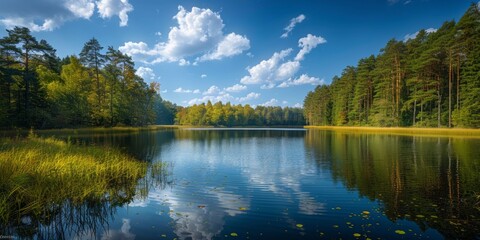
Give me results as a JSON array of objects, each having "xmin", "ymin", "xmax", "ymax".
[{"xmin": 6, "ymin": 129, "xmax": 480, "ymax": 239}]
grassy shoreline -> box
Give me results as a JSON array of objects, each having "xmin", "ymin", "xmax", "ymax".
[
  {"xmin": 304, "ymin": 125, "xmax": 480, "ymax": 138},
  {"xmin": 0, "ymin": 135, "xmax": 148, "ymax": 228}
]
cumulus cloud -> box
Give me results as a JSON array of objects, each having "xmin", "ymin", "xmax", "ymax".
[
  {"xmin": 178, "ymin": 59, "xmax": 190, "ymax": 66},
  {"xmin": 277, "ymin": 74, "xmax": 324, "ymax": 88},
  {"xmin": 203, "ymin": 85, "xmax": 222, "ymax": 95},
  {"xmin": 198, "ymin": 32, "xmax": 250, "ymax": 61},
  {"xmin": 119, "ymin": 6, "xmax": 250, "ymax": 65},
  {"xmin": 404, "ymin": 27, "xmax": 437, "ymax": 42},
  {"xmin": 293, "ymin": 103, "xmax": 303, "ymax": 108},
  {"xmin": 0, "ymin": 0, "xmax": 132, "ymax": 31},
  {"xmin": 259, "ymin": 98, "xmax": 279, "ymax": 107},
  {"xmin": 135, "ymin": 67, "xmax": 155, "ymax": 80},
  {"xmin": 240, "ymin": 49, "xmax": 293, "ymax": 85},
  {"xmin": 97, "ymin": 0, "xmax": 133, "ymax": 27},
  {"xmin": 201, "ymin": 74, "xmax": 207, "ymax": 78},
  {"xmin": 66, "ymin": 0, "xmax": 95, "ymax": 19},
  {"xmin": 224, "ymin": 84, "xmax": 247, "ymax": 92},
  {"xmin": 174, "ymin": 87, "xmax": 200, "ymax": 94},
  {"xmin": 237, "ymin": 92, "xmax": 260, "ymax": 102},
  {"xmin": 188, "ymin": 93, "xmax": 234, "ymax": 105},
  {"xmin": 240, "ymin": 34, "xmax": 325, "ymax": 87},
  {"xmin": 295, "ymin": 34, "xmax": 326, "ymax": 61},
  {"xmin": 281, "ymin": 14, "xmax": 305, "ymax": 38}
]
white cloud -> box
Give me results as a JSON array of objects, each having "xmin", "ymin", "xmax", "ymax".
[
  {"xmin": 0, "ymin": 0, "xmax": 133, "ymax": 31},
  {"xmin": 237, "ymin": 92, "xmax": 260, "ymax": 102},
  {"xmin": 240, "ymin": 34, "xmax": 325, "ymax": 87},
  {"xmin": 201, "ymin": 74, "xmax": 207, "ymax": 78},
  {"xmin": 295, "ymin": 34, "xmax": 326, "ymax": 61},
  {"xmin": 96, "ymin": 0, "xmax": 133, "ymax": 27},
  {"xmin": 259, "ymin": 98, "xmax": 279, "ymax": 107},
  {"xmin": 277, "ymin": 74, "xmax": 323, "ymax": 88},
  {"xmin": 260, "ymin": 83, "xmax": 276, "ymax": 89},
  {"xmin": 188, "ymin": 93, "xmax": 234, "ymax": 105},
  {"xmin": 65, "ymin": 0, "xmax": 95, "ymax": 19},
  {"xmin": 293, "ymin": 103, "xmax": 303, "ymax": 108},
  {"xmin": 178, "ymin": 59, "xmax": 190, "ymax": 66},
  {"xmin": 199, "ymin": 32, "xmax": 250, "ymax": 61},
  {"xmin": 275, "ymin": 61, "xmax": 300, "ymax": 80},
  {"xmin": 119, "ymin": 6, "xmax": 249, "ymax": 65},
  {"xmin": 135, "ymin": 67, "xmax": 155, "ymax": 80},
  {"xmin": 203, "ymin": 85, "xmax": 221, "ymax": 95},
  {"xmin": 404, "ymin": 27, "xmax": 437, "ymax": 41},
  {"xmin": 240, "ymin": 48, "xmax": 293, "ymax": 85},
  {"xmin": 281, "ymin": 14, "xmax": 305, "ymax": 38},
  {"xmin": 0, "ymin": 17, "xmax": 60, "ymax": 32},
  {"xmin": 155, "ymin": 32, "xmax": 162, "ymax": 36},
  {"xmin": 174, "ymin": 87, "xmax": 200, "ymax": 94},
  {"xmin": 224, "ymin": 84, "xmax": 247, "ymax": 92}
]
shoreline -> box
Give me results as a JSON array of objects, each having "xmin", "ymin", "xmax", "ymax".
[{"xmin": 304, "ymin": 126, "xmax": 480, "ymax": 138}]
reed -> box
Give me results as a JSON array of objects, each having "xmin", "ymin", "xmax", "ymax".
[
  {"xmin": 304, "ymin": 126, "xmax": 480, "ymax": 138},
  {"xmin": 0, "ymin": 134, "xmax": 147, "ymax": 226}
]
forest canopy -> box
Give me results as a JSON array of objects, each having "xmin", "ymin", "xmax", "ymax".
[
  {"xmin": 0, "ymin": 27, "xmax": 176, "ymax": 129},
  {"xmin": 304, "ymin": 3, "xmax": 480, "ymax": 128}
]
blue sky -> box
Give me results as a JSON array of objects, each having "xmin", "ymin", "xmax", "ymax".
[{"xmin": 0, "ymin": 0, "xmax": 474, "ymax": 107}]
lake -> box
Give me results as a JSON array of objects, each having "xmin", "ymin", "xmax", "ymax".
[{"xmin": 4, "ymin": 128, "xmax": 480, "ymax": 239}]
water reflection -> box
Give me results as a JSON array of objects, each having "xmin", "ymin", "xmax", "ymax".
[
  {"xmin": 126, "ymin": 129, "xmax": 327, "ymax": 239},
  {"xmin": 6, "ymin": 129, "xmax": 478, "ymax": 239},
  {"xmin": 305, "ymin": 130, "xmax": 480, "ymax": 239}
]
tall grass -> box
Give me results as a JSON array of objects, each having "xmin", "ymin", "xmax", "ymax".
[
  {"xmin": 304, "ymin": 126, "xmax": 480, "ymax": 138},
  {"xmin": 0, "ymin": 134, "xmax": 148, "ymax": 235}
]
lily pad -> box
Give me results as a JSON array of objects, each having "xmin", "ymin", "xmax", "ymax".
[
  {"xmin": 230, "ymin": 232, "xmax": 238, "ymax": 237},
  {"xmin": 395, "ymin": 230, "xmax": 406, "ymax": 235},
  {"xmin": 362, "ymin": 211, "xmax": 370, "ymax": 215},
  {"xmin": 296, "ymin": 224, "xmax": 304, "ymax": 228},
  {"xmin": 416, "ymin": 214, "xmax": 425, "ymax": 218},
  {"xmin": 239, "ymin": 207, "xmax": 247, "ymax": 211},
  {"xmin": 353, "ymin": 233, "xmax": 361, "ymax": 237}
]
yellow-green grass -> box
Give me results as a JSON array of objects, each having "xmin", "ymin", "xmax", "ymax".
[
  {"xmin": 304, "ymin": 126, "xmax": 480, "ymax": 138},
  {"xmin": 0, "ymin": 125, "xmax": 180, "ymax": 137},
  {"xmin": 0, "ymin": 135, "xmax": 147, "ymax": 224}
]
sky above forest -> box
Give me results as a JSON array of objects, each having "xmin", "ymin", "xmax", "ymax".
[{"xmin": 0, "ymin": 0, "xmax": 475, "ymax": 107}]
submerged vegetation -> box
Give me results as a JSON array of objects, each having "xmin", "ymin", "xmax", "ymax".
[{"xmin": 0, "ymin": 134, "xmax": 148, "ymax": 238}]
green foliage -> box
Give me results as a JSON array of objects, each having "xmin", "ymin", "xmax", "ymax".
[
  {"xmin": 175, "ymin": 101, "xmax": 305, "ymax": 126},
  {"xmin": 0, "ymin": 29, "xmax": 172, "ymax": 129},
  {"xmin": 0, "ymin": 135, "xmax": 147, "ymax": 236},
  {"xmin": 304, "ymin": 4, "xmax": 480, "ymax": 128}
]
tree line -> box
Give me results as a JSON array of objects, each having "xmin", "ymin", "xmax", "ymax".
[
  {"xmin": 304, "ymin": 4, "xmax": 480, "ymax": 128},
  {"xmin": 0, "ymin": 26, "xmax": 177, "ymax": 129},
  {"xmin": 175, "ymin": 101, "xmax": 305, "ymax": 126}
]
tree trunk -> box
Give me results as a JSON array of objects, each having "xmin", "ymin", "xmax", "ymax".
[
  {"xmin": 448, "ymin": 49, "xmax": 452, "ymax": 127},
  {"xmin": 456, "ymin": 56, "xmax": 460, "ymax": 110},
  {"xmin": 437, "ymin": 75, "xmax": 441, "ymax": 128},
  {"xmin": 24, "ymin": 48, "xmax": 30, "ymax": 124}
]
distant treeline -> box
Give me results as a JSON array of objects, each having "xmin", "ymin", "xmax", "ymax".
[
  {"xmin": 304, "ymin": 4, "xmax": 480, "ymax": 128},
  {"xmin": 175, "ymin": 102, "xmax": 305, "ymax": 126},
  {"xmin": 0, "ymin": 26, "xmax": 177, "ymax": 129}
]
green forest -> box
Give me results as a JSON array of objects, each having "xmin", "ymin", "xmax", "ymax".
[
  {"xmin": 304, "ymin": 4, "xmax": 480, "ymax": 128},
  {"xmin": 175, "ymin": 102, "xmax": 304, "ymax": 126},
  {"xmin": 0, "ymin": 27, "xmax": 177, "ymax": 129}
]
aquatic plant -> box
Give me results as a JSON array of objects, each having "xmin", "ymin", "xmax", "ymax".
[{"xmin": 0, "ymin": 134, "xmax": 148, "ymax": 238}]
